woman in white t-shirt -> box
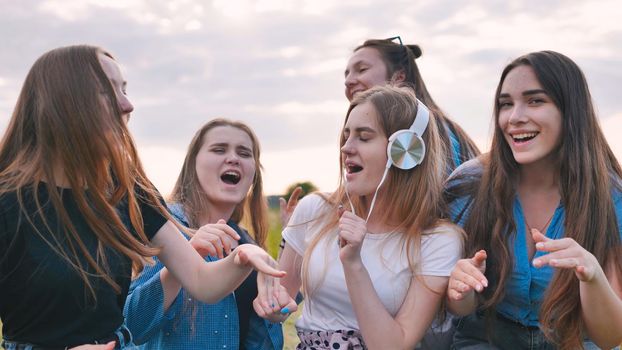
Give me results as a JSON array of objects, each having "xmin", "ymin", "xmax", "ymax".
[{"xmin": 254, "ymin": 85, "xmax": 463, "ymax": 349}]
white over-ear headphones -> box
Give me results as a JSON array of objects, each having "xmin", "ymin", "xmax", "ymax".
[
  {"xmin": 344, "ymin": 99, "xmax": 430, "ymax": 223},
  {"xmin": 386, "ymin": 99, "xmax": 429, "ymax": 170}
]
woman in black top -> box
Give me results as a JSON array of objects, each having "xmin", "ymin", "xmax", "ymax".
[{"xmin": 0, "ymin": 45, "xmax": 284, "ymax": 350}]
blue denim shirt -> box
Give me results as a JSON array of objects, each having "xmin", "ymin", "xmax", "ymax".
[
  {"xmin": 448, "ymin": 159, "xmax": 622, "ymax": 327},
  {"xmin": 124, "ymin": 203, "xmax": 283, "ymax": 350},
  {"xmin": 446, "ymin": 124, "xmax": 463, "ymax": 170}
]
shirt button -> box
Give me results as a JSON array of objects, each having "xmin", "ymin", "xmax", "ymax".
[
  {"xmin": 188, "ymin": 297, "xmax": 192, "ymax": 301},
  {"xmin": 223, "ymin": 346, "xmax": 227, "ymax": 349},
  {"xmin": 214, "ymin": 330, "xmax": 219, "ymax": 334},
  {"xmin": 224, "ymin": 314, "xmax": 228, "ymax": 318},
  {"xmin": 165, "ymin": 332, "xmax": 170, "ymax": 336}
]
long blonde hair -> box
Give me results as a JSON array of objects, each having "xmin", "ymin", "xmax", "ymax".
[
  {"xmin": 0, "ymin": 45, "xmax": 169, "ymax": 301},
  {"xmin": 300, "ymin": 85, "xmax": 450, "ymax": 299}
]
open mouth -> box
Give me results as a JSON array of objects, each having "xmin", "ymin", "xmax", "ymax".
[
  {"xmin": 345, "ymin": 162, "xmax": 363, "ymax": 174},
  {"xmin": 512, "ymin": 132, "xmax": 538, "ymax": 143},
  {"xmin": 220, "ymin": 171, "xmax": 241, "ymax": 185}
]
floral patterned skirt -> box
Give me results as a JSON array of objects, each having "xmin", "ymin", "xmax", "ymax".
[{"xmin": 296, "ymin": 329, "xmax": 367, "ymax": 350}]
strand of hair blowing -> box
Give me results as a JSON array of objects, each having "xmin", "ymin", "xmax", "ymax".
[{"xmin": 538, "ymin": 53, "xmax": 622, "ymax": 349}]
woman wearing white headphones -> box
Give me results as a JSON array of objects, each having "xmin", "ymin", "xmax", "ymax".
[{"xmin": 255, "ymin": 85, "xmax": 463, "ymax": 349}]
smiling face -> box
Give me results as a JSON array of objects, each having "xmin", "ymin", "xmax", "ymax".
[
  {"xmin": 195, "ymin": 125, "xmax": 256, "ymax": 210},
  {"xmin": 497, "ymin": 65, "xmax": 563, "ymax": 167},
  {"xmin": 344, "ymin": 47, "xmax": 392, "ymax": 102},
  {"xmin": 341, "ymin": 101, "xmax": 389, "ymax": 198},
  {"xmin": 98, "ymin": 54, "xmax": 134, "ymax": 123}
]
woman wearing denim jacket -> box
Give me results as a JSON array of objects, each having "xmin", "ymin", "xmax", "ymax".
[
  {"xmin": 124, "ymin": 119, "xmax": 291, "ymax": 350},
  {"xmin": 445, "ymin": 51, "xmax": 622, "ymax": 349}
]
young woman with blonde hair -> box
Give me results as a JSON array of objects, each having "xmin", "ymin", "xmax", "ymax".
[{"xmin": 259, "ymin": 85, "xmax": 463, "ymax": 349}]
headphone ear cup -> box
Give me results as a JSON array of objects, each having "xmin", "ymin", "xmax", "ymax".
[{"xmin": 387, "ymin": 130, "xmax": 426, "ymax": 170}]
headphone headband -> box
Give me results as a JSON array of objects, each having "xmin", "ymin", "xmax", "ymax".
[{"xmin": 409, "ymin": 99, "xmax": 429, "ymax": 137}]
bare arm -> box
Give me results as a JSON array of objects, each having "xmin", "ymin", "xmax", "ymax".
[
  {"xmin": 580, "ymin": 260, "xmax": 622, "ymax": 348},
  {"xmin": 338, "ymin": 211, "xmax": 450, "ymax": 349},
  {"xmin": 344, "ymin": 259, "xmax": 447, "ymax": 350},
  {"xmin": 277, "ymin": 243, "xmax": 303, "ymax": 299},
  {"xmin": 253, "ymin": 242, "xmax": 302, "ymax": 322},
  {"xmin": 156, "ymin": 220, "xmax": 240, "ymax": 310},
  {"xmin": 152, "ymin": 221, "xmax": 284, "ymax": 304}
]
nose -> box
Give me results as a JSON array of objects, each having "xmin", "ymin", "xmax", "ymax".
[
  {"xmin": 344, "ymin": 71, "xmax": 356, "ymax": 87},
  {"xmin": 344, "ymin": 73, "xmax": 356, "ymax": 99},
  {"xmin": 225, "ymin": 152, "xmax": 240, "ymax": 165},
  {"xmin": 118, "ymin": 94, "xmax": 134, "ymax": 115},
  {"xmin": 507, "ymin": 104, "xmax": 527, "ymax": 125},
  {"xmin": 341, "ymin": 138, "xmax": 355, "ymax": 156}
]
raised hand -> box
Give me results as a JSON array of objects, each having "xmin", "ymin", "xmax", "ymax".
[
  {"xmin": 531, "ymin": 229, "xmax": 604, "ymax": 282},
  {"xmin": 448, "ymin": 250, "xmax": 488, "ymax": 301},
  {"xmin": 338, "ymin": 210, "xmax": 367, "ymax": 265},
  {"xmin": 254, "ymin": 273, "xmax": 298, "ymax": 323},
  {"xmin": 189, "ymin": 219, "xmax": 240, "ymax": 259},
  {"xmin": 235, "ymin": 244, "xmax": 286, "ymax": 278},
  {"xmin": 279, "ymin": 186, "xmax": 302, "ymax": 228}
]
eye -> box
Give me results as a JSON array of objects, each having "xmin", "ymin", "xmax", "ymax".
[
  {"xmin": 211, "ymin": 147, "xmax": 225, "ymax": 154},
  {"xmin": 359, "ymin": 132, "xmax": 373, "ymax": 142},
  {"xmin": 238, "ymin": 149, "xmax": 253, "ymax": 158},
  {"xmin": 498, "ymin": 100, "xmax": 513, "ymax": 109},
  {"xmin": 528, "ymin": 97, "xmax": 545, "ymax": 105}
]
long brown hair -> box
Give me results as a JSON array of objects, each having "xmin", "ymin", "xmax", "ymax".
[
  {"xmin": 169, "ymin": 118, "xmax": 268, "ymax": 247},
  {"xmin": 448, "ymin": 51, "xmax": 622, "ymax": 349},
  {"xmin": 301, "ymin": 85, "xmax": 452, "ymax": 300},
  {"xmin": 0, "ymin": 45, "xmax": 170, "ymax": 300},
  {"xmin": 355, "ymin": 39, "xmax": 480, "ymax": 170}
]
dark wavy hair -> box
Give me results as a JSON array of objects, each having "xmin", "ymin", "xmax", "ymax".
[
  {"xmin": 448, "ymin": 50, "xmax": 622, "ymax": 349},
  {"xmin": 354, "ymin": 39, "xmax": 480, "ymax": 171}
]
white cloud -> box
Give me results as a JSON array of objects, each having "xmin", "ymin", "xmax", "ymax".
[{"xmin": 2, "ymin": 0, "xmax": 621, "ymax": 196}]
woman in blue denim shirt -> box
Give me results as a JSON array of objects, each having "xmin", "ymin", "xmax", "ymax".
[
  {"xmin": 125, "ymin": 119, "xmax": 292, "ymax": 350},
  {"xmin": 445, "ymin": 51, "xmax": 622, "ymax": 349}
]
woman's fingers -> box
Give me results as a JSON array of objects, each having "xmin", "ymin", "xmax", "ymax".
[
  {"xmin": 238, "ymin": 245, "xmax": 286, "ymax": 278},
  {"xmin": 280, "ymin": 186, "xmax": 302, "ymax": 228},
  {"xmin": 190, "ymin": 237, "xmax": 220, "ymax": 258}
]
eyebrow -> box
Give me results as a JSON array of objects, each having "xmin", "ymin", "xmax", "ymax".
[
  {"xmin": 344, "ymin": 60, "xmax": 366, "ymax": 76},
  {"xmin": 344, "ymin": 126, "xmax": 377, "ymax": 133},
  {"xmin": 498, "ymin": 89, "xmax": 548, "ymax": 99},
  {"xmin": 236, "ymin": 145, "xmax": 252, "ymax": 152},
  {"xmin": 210, "ymin": 142, "xmax": 252, "ymax": 150}
]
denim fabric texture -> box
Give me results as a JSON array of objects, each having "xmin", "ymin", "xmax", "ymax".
[
  {"xmin": 452, "ymin": 312, "xmax": 614, "ymax": 350},
  {"xmin": 123, "ymin": 203, "xmax": 283, "ymax": 350}
]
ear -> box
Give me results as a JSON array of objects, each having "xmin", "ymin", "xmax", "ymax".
[{"xmin": 390, "ymin": 69, "xmax": 406, "ymax": 83}]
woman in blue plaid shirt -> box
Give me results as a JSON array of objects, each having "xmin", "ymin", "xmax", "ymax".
[{"xmin": 125, "ymin": 119, "xmax": 292, "ymax": 349}]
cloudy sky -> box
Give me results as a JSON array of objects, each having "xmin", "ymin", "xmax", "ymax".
[{"xmin": 1, "ymin": 0, "xmax": 621, "ymax": 195}]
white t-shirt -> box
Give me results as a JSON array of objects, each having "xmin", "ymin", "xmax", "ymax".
[{"xmin": 283, "ymin": 194, "xmax": 463, "ymax": 332}]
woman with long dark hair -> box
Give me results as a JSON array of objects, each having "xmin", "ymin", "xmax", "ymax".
[{"xmin": 446, "ymin": 51, "xmax": 622, "ymax": 349}]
